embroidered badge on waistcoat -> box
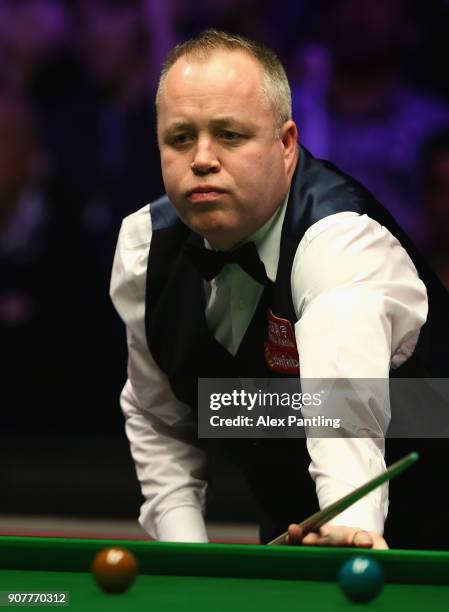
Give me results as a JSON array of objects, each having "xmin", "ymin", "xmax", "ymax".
[{"xmin": 264, "ymin": 309, "xmax": 300, "ymax": 374}]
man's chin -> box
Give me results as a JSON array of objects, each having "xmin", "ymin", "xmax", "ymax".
[
  {"xmin": 186, "ymin": 219, "xmax": 241, "ymax": 250},
  {"xmin": 183, "ymin": 211, "xmax": 227, "ymax": 232}
]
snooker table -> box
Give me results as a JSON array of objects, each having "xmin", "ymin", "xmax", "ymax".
[{"xmin": 1, "ymin": 536, "xmax": 449, "ymax": 611}]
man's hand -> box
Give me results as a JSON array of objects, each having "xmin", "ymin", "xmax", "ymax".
[{"xmin": 287, "ymin": 524, "xmax": 388, "ymax": 550}]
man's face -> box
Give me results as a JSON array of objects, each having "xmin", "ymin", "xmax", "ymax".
[{"xmin": 157, "ymin": 50, "xmax": 297, "ymax": 249}]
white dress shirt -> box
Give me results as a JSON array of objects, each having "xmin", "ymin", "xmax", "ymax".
[{"xmin": 110, "ymin": 196, "xmax": 428, "ymax": 542}]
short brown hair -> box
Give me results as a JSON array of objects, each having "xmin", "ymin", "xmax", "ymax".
[{"xmin": 156, "ymin": 29, "xmax": 291, "ymax": 131}]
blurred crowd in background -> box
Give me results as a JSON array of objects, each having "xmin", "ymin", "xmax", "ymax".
[{"xmin": 1, "ymin": 0, "xmax": 449, "ymax": 437}]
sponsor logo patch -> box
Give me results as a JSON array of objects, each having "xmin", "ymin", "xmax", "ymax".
[{"xmin": 264, "ymin": 309, "xmax": 299, "ymax": 374}]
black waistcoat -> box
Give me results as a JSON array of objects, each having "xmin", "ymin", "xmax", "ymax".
[
  {"xmin": 144, "ymin": 146, "xmax": 449, "ymax": 547},
  {"xmin": 146, "ymin": 145, "xmax": 449, "ymax": 388}
]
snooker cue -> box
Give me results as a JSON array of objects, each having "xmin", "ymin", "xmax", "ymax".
[{"xmin": 267, "ymin": 451, "xmax": 419, "ymax": 546}]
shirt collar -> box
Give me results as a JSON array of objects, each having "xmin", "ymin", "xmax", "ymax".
[{"xmin": 249, "ymin": 191, "xmax": 289, "ymax": 282}]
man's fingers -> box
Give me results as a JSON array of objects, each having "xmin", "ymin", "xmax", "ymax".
[
  {"xmin": 286, "ymin": 523, "xmax": 304, "ymax": 544},
  {"xmin": 285, "ymin": 524, "xmax": 388, "ymax": 549},
  {"xmin": 351, "ymin": 529, "xmax": 389, "ymax": 550},
  {"xmin": 352, "ymin": 530, "xmax": 374, "ymax": 548},
  {"xmin": 371, "ymin": 534, "xmax": 389, "ymax": 550},
  {"xmin": 302, "ymin": 532, "xmax": 320, "ymax": 545}
]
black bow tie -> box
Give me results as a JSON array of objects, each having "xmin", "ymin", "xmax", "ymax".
[{"xmin": 184, "ymin": 241, "xmax": 269, "ymax": 285}]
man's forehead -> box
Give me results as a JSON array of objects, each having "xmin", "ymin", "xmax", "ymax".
[
  {"xmin": 156, "ymin": 50, "xmax": 277, "ymax": 130},
  {"xmin": 164, "ymin": 50, "xmax": 263, "ymax": 96}
]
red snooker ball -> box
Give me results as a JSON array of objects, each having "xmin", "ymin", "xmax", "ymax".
[{"xmin": 92, "ymin": 547, "xmax": 139, "ymax": 593}]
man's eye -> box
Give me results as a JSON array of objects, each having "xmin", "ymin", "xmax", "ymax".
[
  {"xmin": 171, "ymin": 134, "xmax": 193, "ymax": 145},
  {"xmin": 220, "ymin": 131, "xmax": 241, "ymax": 141}
]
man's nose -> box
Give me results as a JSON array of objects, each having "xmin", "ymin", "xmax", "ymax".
[{"xmin": 190, "ymin": 138, "xmax": 220, "ymax": 174}]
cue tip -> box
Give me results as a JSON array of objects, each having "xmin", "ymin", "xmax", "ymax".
[{"xmin": 408, "ymin": 451, "xmax": 419, "ymax": 463}]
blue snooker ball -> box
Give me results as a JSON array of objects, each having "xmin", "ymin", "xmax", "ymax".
[{"xmin": 338, "ymin": 556, "xmax": 384, "ymax": 602}]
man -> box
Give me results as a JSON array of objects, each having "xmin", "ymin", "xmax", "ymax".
[{"xmin": 110, "ymin": 30, "xmax": 445, "ymax": 549}]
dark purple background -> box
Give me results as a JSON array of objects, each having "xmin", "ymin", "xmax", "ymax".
[{"xmin": 1, "ymin": 0, "xmax": 448, "ymax": 526}]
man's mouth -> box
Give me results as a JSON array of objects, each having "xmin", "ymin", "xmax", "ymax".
[{"xmin": 186, "ymin": 186, "xmax": 227, "ymax": 202}]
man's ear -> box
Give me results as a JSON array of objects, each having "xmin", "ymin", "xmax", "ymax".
[{"xmin": 280, "ymin": 120, "xmax": 299, "ymax": 178}]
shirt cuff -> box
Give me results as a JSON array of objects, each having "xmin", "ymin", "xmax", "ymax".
[
  {"xmin": 325, "ymin": 497, "xmax": 388, "ymax": 534},
  {"xmin": 156, "ymin": 506, "xmax": 209, "ymax": 542}
]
